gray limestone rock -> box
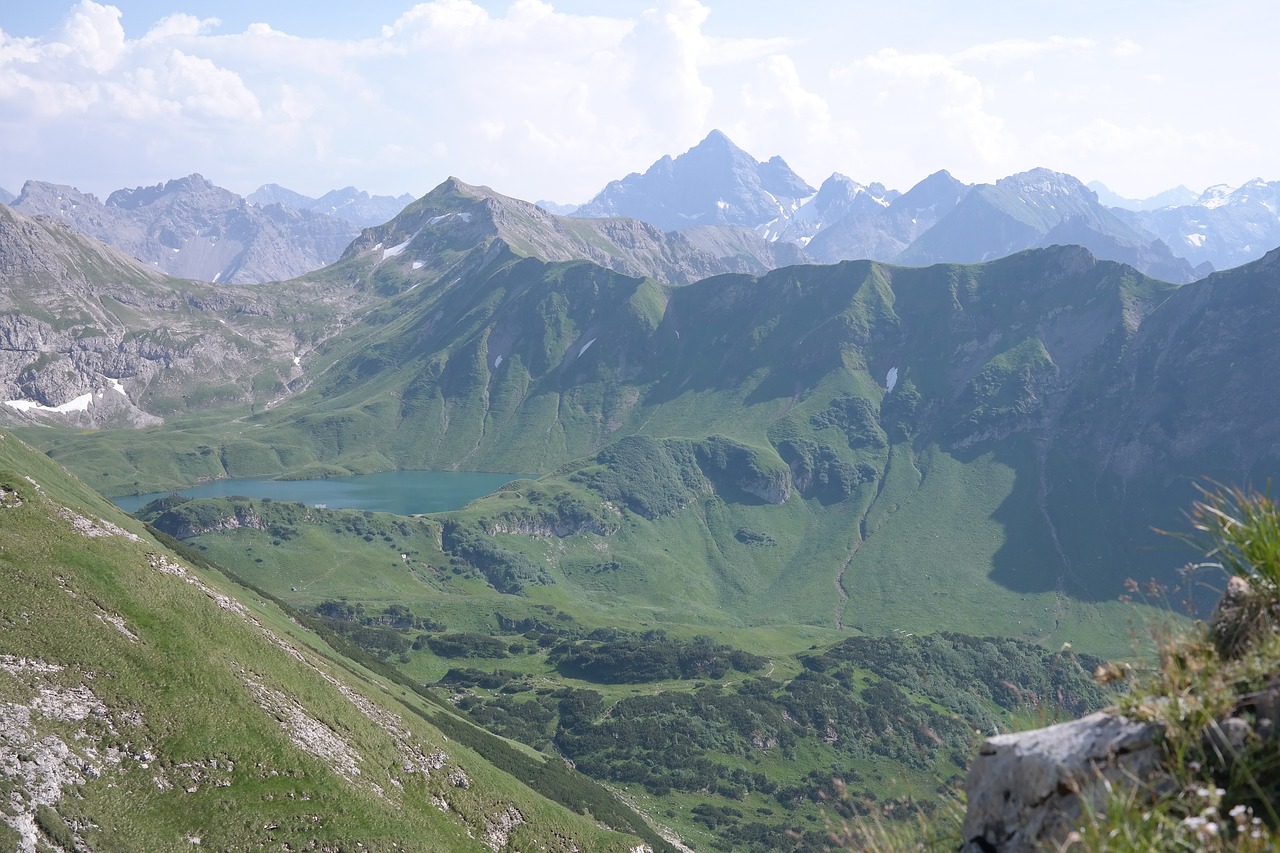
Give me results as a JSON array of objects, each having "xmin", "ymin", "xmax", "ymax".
[{"xmin": 960, "ymin": 711, "xmax": 1165, "ymax": 853}]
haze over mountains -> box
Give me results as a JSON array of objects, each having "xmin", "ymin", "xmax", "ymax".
[
  {"xmin": 3, "ymin": 130, "xmax": 1277, "ymax": 289},
  {"xmin": 1087, "ymin": 181, "xmax": 1199, "ymax": 211},
  {"xmin": 8, "ymin": 175, "xmax": 360, "ymax": 284},
  {"xmin": 246, "ymin": 184, "xmax": 416, "ymax": 227},
  {"xmin": 568, "ymin": 131, "xmax": 1280, "ymax": 281}
]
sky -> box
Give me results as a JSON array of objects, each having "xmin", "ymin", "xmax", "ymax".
[{"xmin": 0, "ymin": 1, "xmax": 1275, "ymax": 205}]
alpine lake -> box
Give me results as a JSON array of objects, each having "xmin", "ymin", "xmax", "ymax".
[{"xmin": 111, "ymin": 470, "xmax": 528, "ymax": 515}]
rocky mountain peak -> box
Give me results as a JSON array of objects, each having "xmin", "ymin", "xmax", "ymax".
[
  {"xmin": 572, "ymin": 131, "xmax": 814, "ymax": 231},
  {"xmin": 1198, "ymin": 183, "xmax": 1236, "ymax": 205},
  {"xmin": 897, "ymin": 169, "xmax": 967, "ymax": 203},
  {"xmin": 14, "ymin": 180, "xmax": 102, "ymax": 210},
  {"xmin": 996, "ymin": 167, "xmax": 1090, "ymax": 199},
  {"xmin": 811, "ymin": 173, "xmax": 865, "ymax": 207},
  {"xmin": 757, "ymin": 153, "xmax": 813, "ymax": 198},
  {"xmin": 697, "ymin": 128, "xmax": 734, "ymax": 149},
  {"xmin": 106, "ymin": 173, "xmax": 227, "ymax": 210}
]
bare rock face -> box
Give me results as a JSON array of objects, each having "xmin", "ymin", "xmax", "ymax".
[
  {"xmin": 960, "ymin": 711, "xmax": 1165, "ymax": 852},
  {"xmin": 11, "ymin": 175, "xmax": 358, "ymax": 284},
  {"xmin": 0, "ymin": 205, "xmax": 328, "ymax": 427}
]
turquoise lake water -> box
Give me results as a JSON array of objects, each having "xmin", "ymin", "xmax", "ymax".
[{"xmin": 111, "ymin": 470, "xmax": 528, "ymax": 515}]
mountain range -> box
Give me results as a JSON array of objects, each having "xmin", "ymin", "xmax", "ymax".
[
  {"xmin": 570, "ymin": 131, "xmax": 1279, "ymax": 280},
  {"xmin": 7, "ymin": 175, "xmax": 360, "ymax": 284},
  {"xmin": 0, "ymin": 202, "xmax": 349, "ymax": 427},
  {"xmin": 6, "ymin": 132, "xmax": 1278, "ymax": 291},
  {"xmin": 1119, "ymin": 178, "xmax": 1280, "ymax": 271},
  {"xmin": 246, "ymin": 183, "xmax": 416, "ymax": 227},
  {"xmin": 1086, "ymin": 180, "xmax": 1199, "ymax": 211},
  {"xmin": 5, "ymin": 156, "xmax": 1280, "ymax": 848},
  {"xmin": 8, "ymin": 172, "xmax": 1278, "ymax": 626}
]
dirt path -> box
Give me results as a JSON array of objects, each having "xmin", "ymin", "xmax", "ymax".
[{"xmin": 833, "ymin": 445, "xmax": 924, "ymax": 630}]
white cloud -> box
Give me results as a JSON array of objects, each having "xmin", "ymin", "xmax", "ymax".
[
  {"xmin": 142, "ymin": 13, "xmax": 220, "ymax": 42},
  {"xmin": 853, "ymin": 48, "xmax": 1016, "ymax": 170},
  {"xmin": 0, "ymin": 1, "xmax": 1275, "ymax": 205},
  {"xmin": 1111, "ymin": 38, "xmax": 1141, "ymax": 57},
  {"xmin": 163, "ymin": 49, "xmax": 262, "ymax": 121},
  {"xmin": 59, "ymin": 0, "xmax": 127, "ymax": 73}
]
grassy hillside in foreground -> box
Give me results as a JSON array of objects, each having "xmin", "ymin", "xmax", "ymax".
[{"xmin": 0, "ymin": 431, "xmax": 666, "ymax": 852}]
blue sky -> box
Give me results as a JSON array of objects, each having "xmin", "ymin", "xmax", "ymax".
[{"xmin": 1, "ymin": 1, "xmax": 1274, "ymax": 204}]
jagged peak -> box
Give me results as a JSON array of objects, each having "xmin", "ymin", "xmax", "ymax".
[
  {"xmin": 15, "ymin": 180, "xmax": 100, "ymax": 205},
  {"xmin": 106, "ymin": 173, "xmax": 229, "ymax": 209},
  {"xmin": 996, "ymin": 166, "xmax": 1088, "ymax": 191},
  {"xmin": 697, "ymin": 128, "xmax": 736, "ymax": 149},
  {"xmin": 821, "ymin": 172, "xmax": 859, "ymax": 187},
  {"xmin": 436, "ymin": 176, "xmax": 489, "ymax": 197}
]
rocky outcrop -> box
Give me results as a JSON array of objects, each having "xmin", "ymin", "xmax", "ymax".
[
  {"xmin": 484, "ymin": 513, "xmax": 617, "ymax": 539},
  {"xmin": 147, "ymin": 502, "xmax": 266, "ymax": 540},
  {"xmin": 960, "ymin": 711, "xmax": 1165, "ymax": 852},
  {"xmin": 0, "ymin": 205, "xmax": 344, "ymax": 427}
]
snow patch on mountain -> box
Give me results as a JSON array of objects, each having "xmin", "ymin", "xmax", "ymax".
[{"xmin": 5, "ymin": 392, "xmax": 93, "ymax": 414}]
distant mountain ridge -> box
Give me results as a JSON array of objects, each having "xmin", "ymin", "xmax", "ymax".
[
  {"xmin": 1119, "ymin": 178, "xmax": 1280, "ymax": 272},
  {"xmin": 896, "ymin": 167, "xmax": 1200, "ymax": 282},
  {"xmin": 12, "ymin": 137, "xmax": 1279, "ymax": 288},
  {"xmin": 569, "ymin": 131, "xmax": 1280, "ymax": 282},
  {"xmin": 247, "ymin": 183, "xmax": 415, "ymax": 227},
  {"xmin": 802, "ymin": 168, "xmax": 971, "ymax": 263},
  {"xmin": 1086, "ymin": 181, "xmax": 1199, "ymax": 211},
  {"xmin": 0, "ymin": 186, "xmax": 13, "ymax": 205},
  {"xmin": 341, "ymin": 176, "xmax": 809, "ymax": 287},
  {"xmin": 10, "ymin": 175, "xmax": 359, "ymax": 284}
]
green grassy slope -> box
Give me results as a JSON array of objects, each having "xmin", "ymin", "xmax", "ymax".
[
  {"xmin": 27, "ymin": 245, "xmax": 1195, "ymax": 644},
  {"xmin": 132, "ymin": 488, "xmax": 1114, "ymax": 852},
  {"xmin": 0, "ymin": 431, "xmax": 666, "ymax": 852}
]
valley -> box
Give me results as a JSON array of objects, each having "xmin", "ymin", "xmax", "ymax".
[{"xmin": 3, "ymin": 137, "xmax": 1280, "ymax": 850}]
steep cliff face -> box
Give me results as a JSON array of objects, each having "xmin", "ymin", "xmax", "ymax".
[{"xmin": 0, "ymin": 206, "xmax": 341, "ymax": 427}]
